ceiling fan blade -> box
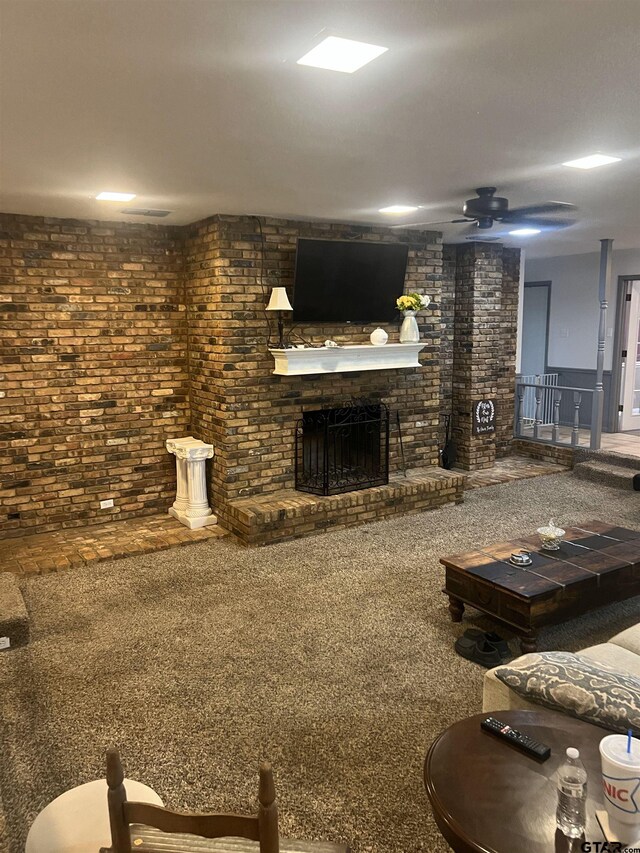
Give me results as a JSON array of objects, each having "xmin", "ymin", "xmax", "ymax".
[
  {"xmin": 502, "ymin": 201, "xmax": 576, "ymax": 219},
  {"xmin": 390, "ymin": 217, "xmax": 472, "ymax": 229},
  {"xmin": 504, "ymin": 216, "xmax": 576, "ymax": 230}
]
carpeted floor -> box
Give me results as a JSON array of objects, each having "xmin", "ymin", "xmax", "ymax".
[{"xmin": 1, "ymin": 472, "xmax": 640, "ymax": 853}]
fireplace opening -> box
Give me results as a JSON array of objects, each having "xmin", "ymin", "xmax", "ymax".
[{"xmin": 295, "ymin": 402, "xmax": 390, "ymax": 496}]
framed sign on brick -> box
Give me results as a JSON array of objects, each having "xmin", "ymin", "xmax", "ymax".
[{"xmin": 472, "ymin": 399, "xmax": 496, "ymax": 435}]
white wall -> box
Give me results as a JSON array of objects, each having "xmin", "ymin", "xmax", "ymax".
[{"xmin": 525, "ymin": 248, "xmax": 640, "ymax": 371}]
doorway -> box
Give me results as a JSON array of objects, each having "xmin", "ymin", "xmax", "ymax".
[
  {"xmin": 521, "ymin": 281, "xmax": 550, "ymax": 377},
  {"xmin": 520, "ymin": 281, "xmax": 556, "ymax": 429},
  {"xmin": 616, "ymin": 279, "xmax": 640, "ymax": 432}
]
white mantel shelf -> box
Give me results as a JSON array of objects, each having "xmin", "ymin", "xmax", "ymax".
[{"xmin": 269, "ymin": 343, "xmax": 426, "ymax": 376}]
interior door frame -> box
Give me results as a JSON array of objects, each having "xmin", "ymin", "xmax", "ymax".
[
  {"xmin": 522, "ymin": 280, "xmax": 552, "ymax": 375},
  {"xmin": 610, "ymin": 275, "xmax": 640, "ymax": 433}
]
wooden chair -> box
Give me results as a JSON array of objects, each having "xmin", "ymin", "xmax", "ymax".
[{"xmin": 101, "ymin": 748, "xmax": 279, "ymax": 853}]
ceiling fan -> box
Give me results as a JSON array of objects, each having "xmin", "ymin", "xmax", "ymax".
[{"xmin": 394, "ymin": 187, "xmax": 576, "ymax": 237}]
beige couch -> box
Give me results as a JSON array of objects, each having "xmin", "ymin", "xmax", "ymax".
[{"xmin": 483, "ymin": 623, "xmax": 640, "ymax": 712}]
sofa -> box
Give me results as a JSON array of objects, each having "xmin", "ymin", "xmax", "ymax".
[{"xmin": 483, "ymin": 623, "xmax": 640, "ymax": 713}]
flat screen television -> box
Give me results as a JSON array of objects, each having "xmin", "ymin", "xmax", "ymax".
[{"xmin": 292, "ymin": 238, "xmax": 408, "ymax": 324}]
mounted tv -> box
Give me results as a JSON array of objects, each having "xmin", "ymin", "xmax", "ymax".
[{"xmin": 292, "ymin": 238, "xmax": 408, "ymax": 324}]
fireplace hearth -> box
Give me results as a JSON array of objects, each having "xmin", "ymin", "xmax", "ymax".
[{"xmin": 295, "ymin": 402, "xmax": 390, "ymax": 496}]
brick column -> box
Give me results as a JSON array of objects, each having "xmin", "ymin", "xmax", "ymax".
[
  {"xmin": 450, "ymin": 242, "xmax": 520, "ymax": 470},
  {"xmin": 439, "ymin": 245, "xmax": 456, "ymax": 448},
  {"xmin": 495, "ymin": 248, "xmax": 520, "ymax": 458}
]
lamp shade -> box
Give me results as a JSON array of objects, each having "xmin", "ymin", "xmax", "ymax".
[{"xmin": 266, "ymin": 287, "xmax": 293, "ymax": 312}]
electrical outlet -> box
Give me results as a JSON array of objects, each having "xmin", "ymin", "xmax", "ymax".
[{"xmin": 100, "ymin": 499, "xmax": 114, "ymax": 510}]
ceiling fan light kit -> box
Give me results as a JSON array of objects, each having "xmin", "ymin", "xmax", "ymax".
[{"xmin": 463, "ymin": 187, "xmax": 509, "ymax": 225}]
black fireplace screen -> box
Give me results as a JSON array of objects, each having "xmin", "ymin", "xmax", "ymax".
[{"xmin": 295, "ymin": 402, "xmax": 390, "ymax": 496}]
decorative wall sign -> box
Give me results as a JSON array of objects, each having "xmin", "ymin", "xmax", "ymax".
[{"xmin": 472, "ymin": 399, "xmax": 496, "ymax": 435}]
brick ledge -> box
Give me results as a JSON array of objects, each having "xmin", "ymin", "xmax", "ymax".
[{"xmin": 222, "ymin": 467, "xmax": 464, "ymax": 546}]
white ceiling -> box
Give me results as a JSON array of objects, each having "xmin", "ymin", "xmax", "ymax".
[{"xmin": 1, "ymin": 0, "xmax": 639, "ymax": 258}]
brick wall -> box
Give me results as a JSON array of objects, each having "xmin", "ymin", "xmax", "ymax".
[
  {"xmin": 184, "ymin": 215, "xmax": 443, "ymax": 521},
  {"xmin": 1, "ymin": 210, "xmax": 522, "ymax": 541},
  {"xmin": 0, "ymin": 213, "xmax": 189, "ymax": 538}
]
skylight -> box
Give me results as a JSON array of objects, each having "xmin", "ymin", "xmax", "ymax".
[{"xmin": 297, "ymin": 37, "xmax": 388, "ymax": 73}]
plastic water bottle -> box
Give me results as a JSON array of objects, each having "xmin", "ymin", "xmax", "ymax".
[{"xmin": 556, "ymin": 747, "xmax": 587, "ymax": 838}]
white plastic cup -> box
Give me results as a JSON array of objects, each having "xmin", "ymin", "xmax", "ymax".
[{"xmin": 599, "ymin": 734, "xmax": 640, "ymax": 843}]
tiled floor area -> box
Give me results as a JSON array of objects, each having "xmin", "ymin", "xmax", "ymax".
[
  {"xmin": 601, "ymin": 431, "xmax": 640, "ymax": 458},
  {"xmin": 1, "ymin": 455, "xmax": 570, "ymax": 576},
  {"xmin": 1, "ymin": 515, "xmax": 229, "ymax": 576},
  {"xmin": 459, "ymin": 455, "xmax": 569, "ymax": 489}
]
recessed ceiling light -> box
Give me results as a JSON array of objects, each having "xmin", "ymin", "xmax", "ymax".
[
  {"xmin": 509, "ymin": 228, "xmax": 541, "ymax": 236},
  {"xmin": 95, "ymin": 191, "xmax": 137, "ymax": 202},
  {"xmin": 297, "ymin": 36, "xmax": 388, "ymax": 73},
  {"xmin": 379, "ymin": 205, "xmax": 419, "ymax": 214},
  {"xmin": 562, "ymin": 154, "xmax": 621, "ymax": 169}
]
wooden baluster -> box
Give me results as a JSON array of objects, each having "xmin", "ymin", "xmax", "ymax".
[
  {"xmin": 572, "ymin": 392, "xmax": 582, "ymax": 447},
  {"xmin": 258, "ymin": 762, "xmax": 279, "ymax": 853},
  {"xmin": 516, "ymin": 385, "xmax": 524, "ymax": 436},
  {"xmin": 533, "ymin": 383, "xmax": 543, "ymax": 439},
  {"xmin": 104, "ymin": 748, "xmax": 131, "ymax": 853},
  {"xmin": 552, "ymin": 390, "xmax": 561, "ymax": 444}
]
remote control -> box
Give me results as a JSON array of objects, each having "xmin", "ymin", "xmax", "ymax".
[{"xmin": 481, "ymin": 716, "xmax": 551, "ymax": 761}]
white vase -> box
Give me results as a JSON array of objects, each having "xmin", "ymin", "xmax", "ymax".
[
  {"xmin": 370, "ymin": 327, "xmax": 388, "ymax": 346},
  {"xmin": 399, "ymin": 310, "xmax": 420, "ymax": 343}
]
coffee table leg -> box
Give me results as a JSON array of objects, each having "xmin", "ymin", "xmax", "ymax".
[
  {"xmin": 448, "ymin": 595, "xmax": 465, "ymax": 623},
  {"xmin": 520, "ymin": 632, "xmax": 538, "ymax": 654}
]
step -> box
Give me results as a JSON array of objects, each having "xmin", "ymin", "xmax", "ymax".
[
  {"xmin": 573, "ymin": 459, "xmax": 639, "ymax": 490},
  {"xmin": 0, "ymin": 573, "xmax": 29, "ymax": 649},
  {"xmin": 574, "ymin": 447, "xmax": 640, "ymax": 471}
]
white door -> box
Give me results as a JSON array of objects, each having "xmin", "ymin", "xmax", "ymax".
[{"xmin": 621, "ymin": 281, "xmax": 640, "ymax": 431}]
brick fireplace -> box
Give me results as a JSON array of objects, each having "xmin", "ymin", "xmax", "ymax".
[{"xmin": 184, "ymin": 215, "xmax": 467, "ymax": 544}]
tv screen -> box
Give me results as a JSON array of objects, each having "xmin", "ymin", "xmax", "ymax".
[{"xmin": 292, "ymin": 238, "xmax": 408, "ymax": 324}]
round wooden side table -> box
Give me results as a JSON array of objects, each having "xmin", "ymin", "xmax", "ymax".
[{"xmin": 424, "ymin": 709, "xmax": 608, "ymax": 853}]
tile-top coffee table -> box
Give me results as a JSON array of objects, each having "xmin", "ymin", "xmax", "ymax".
[{"xmin": 440, "ymin": 520, "xmax": 640, "ymax": 653}]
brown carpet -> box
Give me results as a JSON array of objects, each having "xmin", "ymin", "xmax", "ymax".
[{"xmin": 1, "ymin": 472, "xmax": 640, "ymax": 853}]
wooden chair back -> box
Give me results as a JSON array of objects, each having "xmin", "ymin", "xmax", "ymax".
[{"xmin": 102, "ymin": 748, "xmax": 279, "ymax": 853}]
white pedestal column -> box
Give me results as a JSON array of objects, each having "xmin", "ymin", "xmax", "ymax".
[
  {"xmin": 166, "ymin": 436, "xmax": 195, "ymax": 514},
  {"xmin": 166, "ymin": 437, "xmax": 217, "ymax": 529}
]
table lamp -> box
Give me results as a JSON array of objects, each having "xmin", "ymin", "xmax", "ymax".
[{"xmin": 266, "ymin": 287, "xmax": 293, "ymax": 348}]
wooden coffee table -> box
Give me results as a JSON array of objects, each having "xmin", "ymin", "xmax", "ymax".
[
  {"xmin": 424, "ymin": 709, "xmax": 607, "ymax": 853},
  {"xmin": 441, "ymin": 520, "xmax": 640, "ymax": 653}
]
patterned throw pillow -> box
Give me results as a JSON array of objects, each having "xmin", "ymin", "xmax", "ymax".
[{"xmin": 494, "ymin": 652, "xmax": 640, "ymax": 734}]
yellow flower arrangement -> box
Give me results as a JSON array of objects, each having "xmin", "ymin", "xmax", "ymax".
[{"xmin": 396, "ymin": 292, "xmax": 430, "ymax": 312}]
